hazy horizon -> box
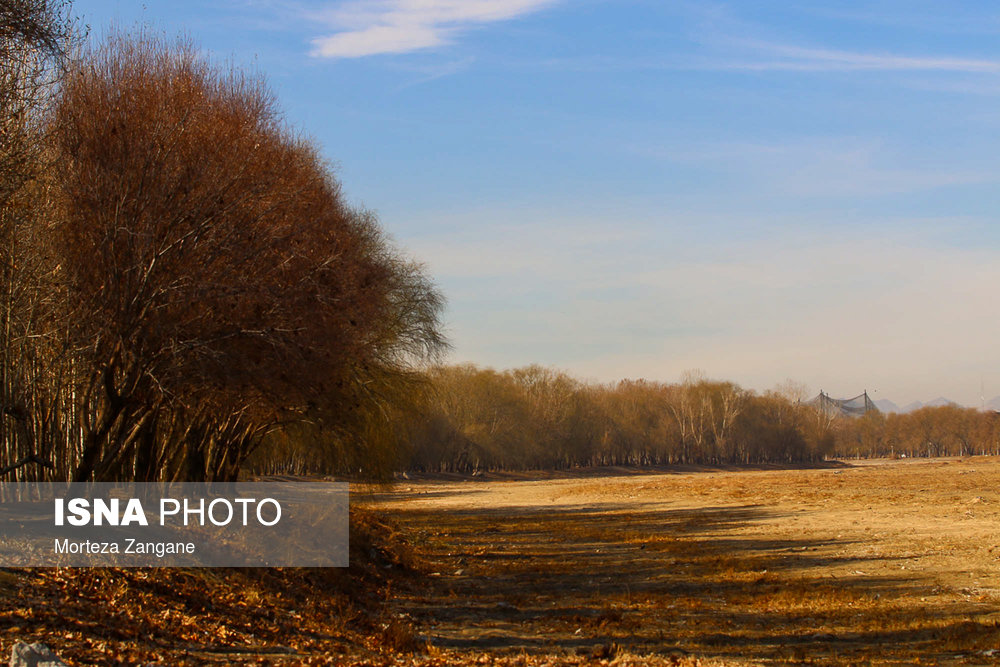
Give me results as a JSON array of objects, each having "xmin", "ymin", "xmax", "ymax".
[{"xmin": 73, "ymin": 1, "xmax": 1000, "ymax": 407}]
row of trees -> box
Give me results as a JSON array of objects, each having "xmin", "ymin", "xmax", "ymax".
[
  {"xmin": 397, "ymin": 366, "xmax": 835, "ymax": 472},
  {"xmin": 258, "ymin": 365, "xmax": 839, "ymax": 474},
  {"xmin": 254, "ymin": 363, "xmax": 1000, "ymax": 475},
  {"xmin": 0, "ymin": 3, "xmax": 446, "ymax": 483},
  {"xmin": 834, "ymin": 406, "xmax": 1000, "ymax": 459}
]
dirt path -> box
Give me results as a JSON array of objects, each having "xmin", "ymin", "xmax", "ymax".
[{"xmin": 364, "ymin": 457, "xmax": 1000, "ymax": 665}]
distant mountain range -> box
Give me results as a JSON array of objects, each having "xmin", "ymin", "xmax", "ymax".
[
  {"xmin": 873, "ymin": 396, "xmax": 1000, "ymax": 413},
  {"xmin": 873, "ymin": 399, "xmax": 900, "ymax": 413}
]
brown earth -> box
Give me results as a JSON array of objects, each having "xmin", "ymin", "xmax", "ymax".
[
  {"xmin": 363, "ymin": 457, "xmax": 1000, "ymax": 665},
  {"xmin": 2, "ymin": 458, "xmax": 1000, "ymax": 665},
  {"xmin": 0, "ymin": 509, "xmax": 422, "ymax": 666}
]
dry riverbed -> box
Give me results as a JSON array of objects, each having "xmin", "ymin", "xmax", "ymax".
[{"xmin": 364, "ymin": 457, "xmax": 1000, "ymax": 665}]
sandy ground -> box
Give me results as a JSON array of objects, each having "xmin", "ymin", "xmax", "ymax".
[{"xmin": 362, "ymin": 457, "xmax": 1000, "ymax": 665}]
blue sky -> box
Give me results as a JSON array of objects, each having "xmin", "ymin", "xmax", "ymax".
[{"xmin": 71, "ymin": 1, "xmax": 1000, "ymax": 406}]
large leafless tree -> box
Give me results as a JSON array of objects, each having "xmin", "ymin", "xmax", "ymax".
[{"xmin": 47, "ymin": 33, "xmax": 446, "ymax": 482}]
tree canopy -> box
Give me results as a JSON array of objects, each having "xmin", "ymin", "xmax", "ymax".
[{"xmin": 0, "ymin": 29, "xmax": 446, "ymax": 482}]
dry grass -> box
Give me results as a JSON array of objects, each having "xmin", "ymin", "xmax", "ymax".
[
  {"xmin": 368, "ymin": 457, "xmax": 1000, "ymax": 665},
  {"xmin": 0, "ymin": 508, "xmax": 428, "ymax": 665},
  {"xmin": 2, "ymin": 459, "xmax": 999, "ymax": 665}
]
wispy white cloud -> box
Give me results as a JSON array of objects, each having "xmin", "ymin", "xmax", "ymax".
[
  {"xmin": 722, "ymin": 40, "xmax": 1000, "ymax": 73},
  {"xmin": 537, "ymin": 43, "xmax": 1000, "ymax": 76},
  {"xmin": 308, "ymin": 0, "xmax": 558, "ymax": 58},
  {"xmin": 683, "ymin": 5, "xmax": 1000, "ymax": 74}
]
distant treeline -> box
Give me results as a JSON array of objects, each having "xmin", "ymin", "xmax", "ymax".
[
  {"xmin": 406, "ymin": 366, "xmax": 827, "ymax": 470},
  {"xmin": 834, "ymin": 404, "xmax": 1000, "ymax": 459},
  {"xmin": 251, "ymin": 364, "xmax": 1000, "ymax": 476}
]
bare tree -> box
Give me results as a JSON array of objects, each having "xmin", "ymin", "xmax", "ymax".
[
  {"xmin": 49, "ymin": 33, "xmax": 445, "ymax": 482},
  {"xmin": 0, "ymin": 0, "xmax": 72, "ymax": 481}
]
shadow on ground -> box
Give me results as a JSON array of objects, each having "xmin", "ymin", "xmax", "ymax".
[{"xmin": 388, "ymin": 501, "xmax": 1000, "ymax": 664}]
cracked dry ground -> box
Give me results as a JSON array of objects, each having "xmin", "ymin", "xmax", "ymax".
[{"xmin": 365, "ymin": 458, "xmax": 1000, "ymax": 666}]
